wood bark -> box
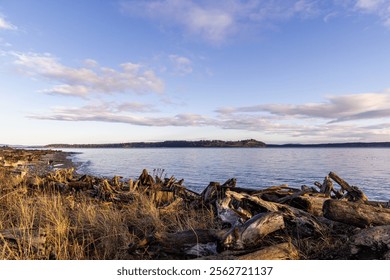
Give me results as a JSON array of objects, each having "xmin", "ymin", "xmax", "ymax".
[
  {"xmin": 289, "ymin": 196, "xmax": 329, "ymax": 216},
  {"xmin": 226, "ymin": 190, "xmax": 279, "ymax": 212},
  {"xmin": 150, "ymin": 229, "xmax": 219, "ymax": 257},
  {"xmin": 222, "ymin": 212, "xmax": 285, "ymax": 250},
  {"xmin": 237, "ymin": 242, "xmax": 299, "ymax": 260},
  {"xmin": 350, "ymin": 225, "xmax": 390, "ymax": 259},
  {"xmin": 328, "ymin": 172, "xmax": 368, "ymax": 201},
  {"xmin": 323, "ymin": 199, "xmax": 390, "ymax": 227},
  {"xmin": 226, "ymin": 190, "xmax": 326, "ymax": 236}
]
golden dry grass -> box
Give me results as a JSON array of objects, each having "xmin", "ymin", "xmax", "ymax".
[{"xmin": 0, "ymin": 169, "xmax": 216, "ymax": 260}]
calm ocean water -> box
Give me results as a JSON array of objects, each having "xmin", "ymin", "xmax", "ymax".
[{"xmin": 63, "ymin": 148, "xmax": 390, "ymax": 201}]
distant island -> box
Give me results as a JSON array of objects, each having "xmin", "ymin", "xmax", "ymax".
[
  {"xmin": 267, "ymin": 142, "xmax": 390, "ymax": 148},
  {"xmin": 44, "ymin": 139, "xmax": 266, "ymax": 148},
  {"xmin": 42, "ymin": 140, "xmax": 390, "ymax": 149}
]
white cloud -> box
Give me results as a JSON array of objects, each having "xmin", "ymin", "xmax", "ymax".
[
  {"xmin": 28, "ymin": 103, "xmax": 390, "ymax": 143},
  {"xmin": 116, "ymin": 102, "xmax": 158, "ymax": 113},
  {"xmin": 355, "ymin": 0, "xmax": 385, "ymax": 11},
  {"xmin": 121, "ymin": 0, "xmax": 320, "ymax": 44},
  {"xmin": 40, "ymin": 84, "xmax": 90, "ymax": 97},
  {"xmin": 120, "ymin": 0, "xmax": 390, "ymax": 43},
  {"xmin": 29, "ymin": 103, "xmax": 210, "ymax": 127},
  {"xmin": 216, "ymin": 92, "xmax": 390, "ymax": 123},
  {"xmin": 354, "ymin": 0, "xmax": 390, "ymax": 27},
  {"xmin": 11, "ymin": 52, "xmax": 164, "ymax": 97},
  {"xmin": 169, "ymin": 54, "xmax": 192, "ymax": 75},
  {"xmin": 83, "ymin": 59, "xmax": 99, "ymax": 68},
  {"xmin": 0, "ymin": 15, "xmax": 17, "ymax": 30}
]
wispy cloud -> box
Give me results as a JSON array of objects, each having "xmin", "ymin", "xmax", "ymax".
[
  {"xmin": 169, "ymin": 54, "xmax": 193, "ymax": 75},
  {"xmin": 216, "ymin": 92, "xmax": 390, "ymax": 123},
  {"xmin": 28, "ymin": 91, "xmax": 390, "ymax": 142},
  {"xmin": 120, "ymin": 0, "xmax": 390, "ymax": 44},
  {"xmin": 354, "ymin": 0, "xmax": 390, "ymax": 27},
  {"xmin": 11, "ymin": 52, "xmax": 164, "ymax": 97},
  {"xmin": 120, "ymin": 0, "xmax": 320, "ymax": 44},
  {"xmin": 0, "ymin": 15, "xmax": 17, "ymax": 30},
  {"xmin": 29, "ymin": 103, "xmax": 210, "ymax": 127}
]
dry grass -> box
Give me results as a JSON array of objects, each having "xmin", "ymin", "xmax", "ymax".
[{"xmin": 0, "ymin": 169, "xmax": 215, "ymax": 260}]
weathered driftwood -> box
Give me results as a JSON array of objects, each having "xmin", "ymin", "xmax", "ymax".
[
  {"xmin": 151, "ymin": 229, "xmax": 219, "ymax": 257},
  {"xmin": 350, "ymin": 225, "xmax": 390, "ymax": 259},
  {"xmin": 288, "ymin": 196, "xmax": 329, "ymax": 216},
  {"xmin": 226, "ymin": 190, "xmax": 279, "ymax": 212},
  {"xmin": 222, "ymin": 212, "xmax": 285, "ymax": 250},
  {"xmin": 320, "ymin": 175, "xmax": 334, "ymax": 197},
  {"xmin": 364, "ymin": 200, "xmax": 390, "ymax": 208},
  {"xmin": 139, "ymin": 169, "xmax": 155, "ymax": 186},
  {"xmin": 216, "ymin": 195, "xmax": 243, "ymax": 225},
  {"xmin": 277, "ymin": 188, "xmax": 315, "ymax": 204},
  {"xmin": 323, "ymin": 199, "xmax": 390, "ymax": 228},
  {"xmin": 226, "ymin": 190, "xmax": 326, "ymax": 237},
  {"xmin": 328, "ymin": 172, "xmax": 368, "ymax": 202},
  {"xmin": 237, "ymin": 242, "xmax": 299, "ymax": 260},
  {"xmin": 201, "ymin": 182, "xmax": 222, "ymax": 204}
]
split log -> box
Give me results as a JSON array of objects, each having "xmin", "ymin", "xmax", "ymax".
[
  {"xmin": 223, "ymin": 212, "xmax": 285, "ymax": 250},
  {"xmin": 289, "ymin": 196, "xmax": 329, "ymax": 216},
  {"xmin": 238, "ymin": 242, "xmax": 299, "ymax": 260},
  {"xmin": 323, "ymin": 199, "xmax": 390, "ymax": 227},
  {"xmin": 226, "ymin": 190, "xmax": 279, "ymax": 212},
  {"xmin": 328, "ymin": 172, "xmax": 368, "ymax": 202},
  {"xmin": 226, "ymin": 190, "xmax": 326, "ymax": 237}
]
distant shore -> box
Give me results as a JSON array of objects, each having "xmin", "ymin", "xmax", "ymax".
[{"xmin": 42, "ymin": 140, "xmax": 390, "ymax": 149}]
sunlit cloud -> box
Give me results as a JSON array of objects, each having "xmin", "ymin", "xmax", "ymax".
[
  {"xmin": 28, "ymin": 103, "xmax": 210, "ymax": 127},
  {"xmin": 169, "ymin": 54, "xmax": 193, "ymax": 75},
  {"xmin": 120, "ymin": 0, "xmax": 321, "ymax": 44},
  {"xmin": 216, "ymin": 92, "xmax": 390, "ymax": 123},
  {"xmin": 354, "ymin": 0, "xmax": 390, "ymax": 27},
  {"xmin": 27, "ymin": 90, "xmax": 390, "ymax": 143},
  {"xmin": 0, "ymin": 15, "xmax": 17, "ymax": 30},
  {"xmin": 11, "ymin": 52, "xmax": 164, "ymax": 97},
  {"xmin": 120, "ymin": 0, "xmax": 390, "ymax": 44}
]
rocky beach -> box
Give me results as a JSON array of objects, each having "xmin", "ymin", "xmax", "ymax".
[{"xmin": 1, "ymin": 147, "xmax": 390, "ymax": 260}]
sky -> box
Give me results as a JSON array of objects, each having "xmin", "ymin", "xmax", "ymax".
[{"xmin": 1, "ymin": 0, "xmax": 390, "ymax": 145}]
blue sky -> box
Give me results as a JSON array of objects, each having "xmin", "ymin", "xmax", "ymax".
[{"xmin": 1, "ymin": 0, "xmax": 390, "ymax": 145}]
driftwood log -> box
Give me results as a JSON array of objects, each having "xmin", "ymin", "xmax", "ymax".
[
  {"xmin": 237, "ymin": 242, "xmax": 299, "ymax": 260},
  {"xmin": 222, "ymin": 212, "xmax": 285, "ymax": 250},
  {"xmin": 350, "ymin": 225, "xmax": 390, "ymax": 259},
  {"xmin": 289, "ymin": 196, "xmax": 329, "ymax": 216},
  {"xmin": 328, "ymin": 172, "xmax": 368, "ymax": 202},
  {"xmin": 323, "ymin": 199, "xmax": 390, "ymax": 227},
  {"xmin": 149, "ymin": 229, "xmax": 219, "ymax": 257}
]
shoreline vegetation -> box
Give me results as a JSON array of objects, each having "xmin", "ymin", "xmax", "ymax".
[
  {"xmin": 42, "ymin": 139, "xmax": 390, "ymax": 149},
  {"xmin": 1, "ymin": 147, "xmax": 390, "ymax": 260}
]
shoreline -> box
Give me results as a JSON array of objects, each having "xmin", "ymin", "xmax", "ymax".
[{"xmin": 1, "ymin": 147, "xmax": 390, "ymax": 260}]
